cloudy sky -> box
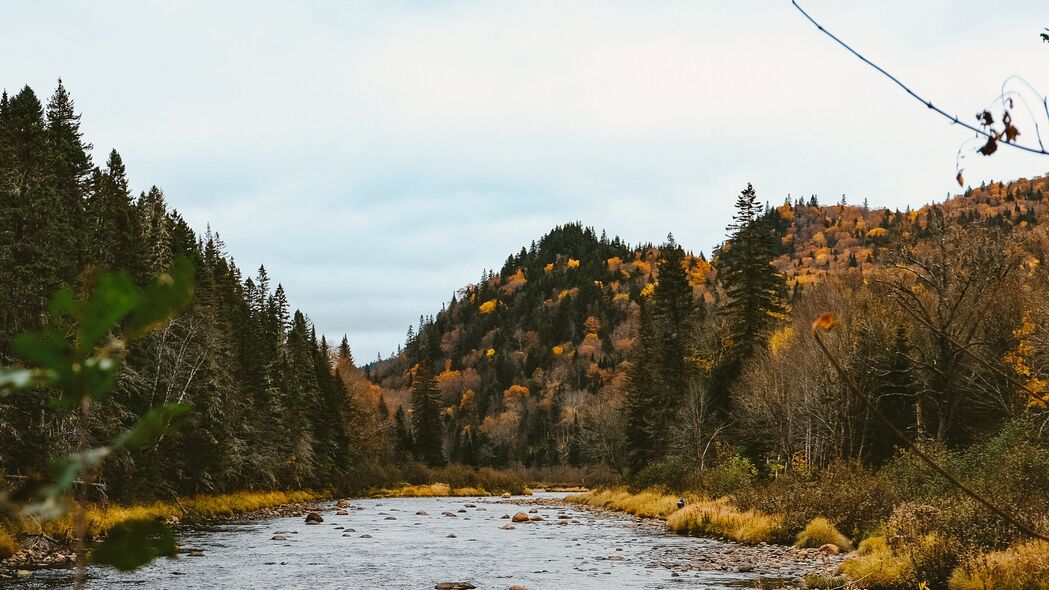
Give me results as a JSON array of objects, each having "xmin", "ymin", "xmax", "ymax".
[{"xmin": 3, "ymin": 0, "xmax": 1047, "ymax": 361}]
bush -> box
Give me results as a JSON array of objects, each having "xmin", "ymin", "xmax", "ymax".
[
  {"xmin": 631, "ymin": 456, "xmax": 697, "ymax": 492},
  {"xmin": 696, "ymin": 447, "xmax": 758, "ymax": 498},
  {"xmin": 949, "ymin": 540, "xmax": 1049, "ymax": 590},
  {"xmin": 839, "ymin": 536, "xmax": 909, "ymax": 589},
  {"xmin": 796, "ymin": 517, "xmax": 852, "ymax": 551}
]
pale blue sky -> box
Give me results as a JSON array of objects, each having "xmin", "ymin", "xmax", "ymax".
[{"xmin": 3, "ymin": 0, "xmax": 1047, "ymax": 360}]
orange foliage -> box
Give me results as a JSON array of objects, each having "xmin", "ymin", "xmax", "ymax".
[
  {"xmin": 567, "ymin": 258, "xmax": 580, "ymax": 269},
  {"xmin": 479, "ymin": 299, "xmax": 497, "ymax": 314}
]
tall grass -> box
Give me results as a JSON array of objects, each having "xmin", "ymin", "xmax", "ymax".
[
  {"xmin": 949, "ymin": 540, "xmax": 1049, "ymax": 590},
  {"xmin": 795, "ymin": 517, "xmax": 853, "ymax": 551},
  {"xmin": 665, "ymin": 498, "xmax": 783, "ymax": 544},
  {"xmin": 5, "ymin": 490, "xmax": 324, "ymax": 546},
  {"xmin": 0, "ymin": 526, "xmax": 19, "ymax": 559},
  {"xmin": 369, "ymin": 483, "xmax": 494, "ymax": 498},
  {"xmin": 566, "ymin": 488, "xmax": 686, "ymax": 518}
]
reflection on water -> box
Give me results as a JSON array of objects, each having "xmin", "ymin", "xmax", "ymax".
[{"xmin": 8, "ymin": 493, "xmax": 763, "ymax": 589}]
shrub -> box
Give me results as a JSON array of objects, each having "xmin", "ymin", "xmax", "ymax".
[
  {"xmin": 696, "ymin": 445, "xmax": 758, "ymax": 498},
  {"xmin": 0, "ymin": 526, "xmax": 19, "ymax": 559},
  {"xmin": 666, "ymin": 498, "xmax": 784, "ymax": 544},
  {"xmin": 631, "ymin": 456, "xmax": 697, "ymax": 492},
  {"xmin": 949, "ymin": 540, "xmax": 1049, "ymax": 590},
  {"xmin": 839, "ymin": 536, "xmax": 909, "ymax": 589},
  {"xmin": 795, "ymin": 517, "xmax": 852, "ymax": 551}
]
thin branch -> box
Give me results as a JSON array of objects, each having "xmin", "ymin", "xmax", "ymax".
[
  {"xmin": 813, "ymin": 329, "xmax": 1049, "ymax": 542},
  {"xmin": 792, "ymin": 0, "xmax": 1049, "ymax": 157}
]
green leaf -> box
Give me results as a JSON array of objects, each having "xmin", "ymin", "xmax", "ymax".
[
  {"xmin": 115, "ymin": 404, "xmax": 191, "ymax": 449},
  {"xmin": 125, "ymin": 257, "xmax": 195, "ymax": 339},
  {"xmin": 11, "ymin": 331, "xmax": 70, "ymax": 374},
  {"xmin": 90, "ymin": 519, "xmax": 177, "ymax": 571},
  {"xmin": 78, "ymin": 272, "xmax": 139, "ymax": 354}
]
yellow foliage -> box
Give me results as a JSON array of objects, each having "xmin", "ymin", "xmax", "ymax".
[
  {"xmin": 607, "ymin": 256, "xmax": 623, "ymax": 271},
  {"xmin": 0, "ymin": 526, "xmax": 19, "ymax": 559},
  {"xmin": 795, "ymin": 517, "xmax": 852, "ymax": 551},
  {"xmin": 485, "ymin": 348, "xmax": 495, "ymax": 358},
  {"xmin": 460, "ymin": 389, "xmax": 476, "ymax": 410},
  {"xmin": 552, "ymin": 345, "xmax": 564, "ymax": 356},
  {"xmin": 666, "ymin": 498, "xmax": 783, "ymax": 544},
  {"xmin": 584, "ymin": 332, "xmax": 599, "ymax": 341},
  {"xmin": 479, "ymin": 299, "xmax": 497, "ymax": 314},
  {"xmin": 949, "ymin": 540, "xmax": 1049, "ymax": 590},
  {"xmin": 544, "ymin": 262, "xmax": 554, "ymax": 273},
  {"xmin": 867, "ymin": 227, "xmax": 888, "ymax": 239},
  {"xmin": 1002, "ymin": 314, "xmax": 1048, "ymax": 409},
  {"xmin": 839, "ymin": 536, "xmax": 910, "ymax": 588},
  {"xmin": 612, "ymin": 293, "xmax": 631, "ymax": 303},
  {"xmin": 566, "ymin": 488, "xmax": 684, "ymax": 518},
  {"xmin": 768, "ymin": 326, "xmax": 795, "ymax": 357},
  {"xmin": 370, "ymin": 483, "xmax": 491, "ymax": 498},
  {"xmin": 640, "ymin": 283, "xmax": 655, "ymax": 298},
  {"xmin": 504, "ymin": 384, "xmax": 530, "ymax": 402},
  {"xmin": 567, "ymin": 258, "xmax": 580, "ymax": 269},
  {"xmin": 502, "ymin": 268, "xmax": 527, "ymax": 292}
]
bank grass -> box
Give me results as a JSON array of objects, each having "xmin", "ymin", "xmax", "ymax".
[
  {"xmin": 3, "ymin": 489, "xmax": 325, "ymax": 548},
  {"xmin": 566, "ymin": 488, "xmax": 688, "ymax": 518},
  {"xmin": 368, "ymin": 483, "xmax": 497, "ymax": 498},
  {"xmin": 666, "ymin": 497, "xmax": 784, "ymax": 543},
  {"xmin": 795, "ymin": 516, "xmax": 853, "ymax": 551},
  {"xmin": 948, "ymin": 539, "xmax": 1049, "ymax": 590},
  {"xmin": 839, "ymin": 535, "xmax": 914, "ymax": 589},
  {"xmin": 0, "ymin": 526, "xmax": 19, "ymax": 559}
]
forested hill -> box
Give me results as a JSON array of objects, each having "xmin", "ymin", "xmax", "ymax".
[
  {"xmin": 368, "ymin": 175, "xmax": 1049, "ymax": 470},
  {"xmin": 0, "ymin": 82, "xmax": 374, "ymax": 500}
]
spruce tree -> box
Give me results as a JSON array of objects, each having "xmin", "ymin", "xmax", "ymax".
[{"xmin": 410, "ymin": 357, "xmax": 445, "ymax": 466}]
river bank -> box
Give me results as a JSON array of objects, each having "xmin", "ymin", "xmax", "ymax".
[{"xmin": 3, "ymin": 491, "xmax": 845, "ymax": 589}]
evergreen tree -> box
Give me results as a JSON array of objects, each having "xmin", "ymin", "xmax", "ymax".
[{"xmin": 410, "ymin": 357, "xmax": 445, "ymax": 466}]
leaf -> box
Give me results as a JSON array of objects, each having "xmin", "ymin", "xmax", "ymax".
[
  {"xmin": 956, "ymin": 171, "xmax": 965, "ymax": 187},
  {"xmin": 811, "ymin": 313, "xmax": 838, "ymax": 332},
  {"xmin": 78, "ymin": 273, "xmax": 139, "ymax": 354},
  {"xmin": 12, "ymin": 331, "xmax": 70, "ymax": 374},
  {"xmin": 977, "ymin": 110, "xmax": 994, "ymax": 126},
  {"xmin": 1004, "ymin": 123, "xmax": 1020, "ymax": 143},
  {"xmin": 91, "ymin": 519, "xmax": 177, "ymax": 571},
  {"xmin": 978, "ymin": 135, "xmax": 998, "ymax": 156},
  {"xmin": 115, "ymin": 404, "xmax": 191, "ymax": 449},
  {"xmin": 125, "ymin": 257, "xmax": 195, "ymax": 340}
]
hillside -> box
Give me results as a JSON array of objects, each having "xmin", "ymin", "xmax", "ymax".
[{"xmin": 368, "ymin": 175, "xmax": 1049, "ymax": 469}]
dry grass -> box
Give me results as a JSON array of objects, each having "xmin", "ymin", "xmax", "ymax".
[
  {"xmin": 795, "ymin": 517, "xmax": 853, "ymax": 551},
  {"xmin": 566, "ymin": 488, "xmax": 685, "ymax": 518},
  {"xmin": 369, "ymin": 483, "xmax": 495, "ymax": 498},
  {"xmin": 949, "ymin": 540, "xmax": 1049, "ymax": 590},
  {"xmin": 0, "ymin": 526, "xmax": 19, "ymax": 559},
  {"xmin": 12, "ymin": 490, "xmax": 324, "ymax": 543},
  {"xmin": 665, "ymin": 497, "xmax": 784, "ymax": 544},
  {"xmin": 838, "ymin": 536, "xmax": 909, "ymax": 589}
]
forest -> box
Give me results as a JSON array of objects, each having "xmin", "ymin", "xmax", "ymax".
[{"xmin": 4, "ymin": 80, "xmax": 1049, "ymax": 587}]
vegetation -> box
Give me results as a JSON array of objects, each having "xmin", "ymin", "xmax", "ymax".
[{"xmin": 795, "ymin": 517, "xmax": 852, "ymax": 551}]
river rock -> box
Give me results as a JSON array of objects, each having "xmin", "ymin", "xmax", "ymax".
[
  {"xmin": 818, "ymin": 543, "xmax": 840, "ymax": 555},
  {"xmin": 385, "ymin": 516, "xmax": 397, "ymax": 520},
  {"xmin": 336, "ymin": 509, "xmax": 349, "ymax": 515},
  {"xmin": 501, "ymin": 524, "xmax": 516, "ymax": 530},
  {"xmin": 509, "ymin": 586, "xmax": 528, "ymax": 590},
  {"xmin": 528, "ymin": 508, "xmax": 538, "ymax": 513},
  {"xmin": 417, "ymin": 510, "xmax": 429, "ymax": 515},
  {"xmin": 271, "ymin": 535, "xmax": 287, "ymax": 541},
  {"xmin": 501, "ymin": 492, "xmax": 511, "ymax": 498},
  {"xmin": 305, "ymin": 512, "xmax": 324, "ymax": 524},
  {"xmin": 360, "ymin": 534, "xmax": 372, "ymax": 538},
  {"xmin": 435, "ymin": 583, "xmax": 476, "ymax": 590},
  {"xmin": 187, "ymin": 550, "xmax": 205, "ymax": 557},
  {"xmin": 447, "ymin": 533, "xmax": 457, "ymax": 538},
  {"xmin": 336, "ymin": 499, "xmax": 351, "ymax": 508},
  {"xmin": 511, "ymin": 512, "xmax": 530, "ymax": 522},
  {"xmin": 442, "ymin": 511, "xmax": 457, "ymax": 517},
  {"xmin": 501, "ymin": 514, "xmax": 510, "ymax": 519}
]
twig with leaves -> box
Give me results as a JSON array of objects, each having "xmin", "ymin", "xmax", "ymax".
[
  {"xmin": 0, "ymin": 258, "xmax": 195, "ymax": 588},
  {"xmin": 792, "ymin": 0, "xmax": 1049, "ymax": 184}
]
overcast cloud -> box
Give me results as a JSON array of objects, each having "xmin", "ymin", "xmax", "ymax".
[{"xmin": 3, "ymin": 0, "xmax": 1047, "ymax": 360}]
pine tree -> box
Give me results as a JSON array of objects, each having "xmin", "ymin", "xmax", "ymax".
[{"xmin": 410, "ymin": 357, "xmax": 445, "ymax": 466}]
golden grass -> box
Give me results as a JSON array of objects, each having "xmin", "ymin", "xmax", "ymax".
[
  {"xmin": 369, "ymin": 483, "xmax": 493, "ymax": 498},
  {"xmin": 12, "ymin": 490, "xmax": 324, "ymax": 543},
  {"xmin": 0, "ymin": 525, "xmax": 19, "ymax": 559},
  {"xmin": 839, "ymin": 536, "xmax": 909, "ymax": 588},
  {"xmin": 665, "ymin": 497, "xmax": 783, "ymax": 544},
  {"xmin": 795, "ymin": 516, "xmax": 853, "ymax": 551},
  {"xmin": 566, "ymin": 488, "xmax": 685, "ymax": 518},
  {"xmin": 949, "ymin": 540, "xmax": 1049, "ymax": 590},
  {"xmin": 568, "ymin": 489, "xmax": 783, "ymax": 544}
]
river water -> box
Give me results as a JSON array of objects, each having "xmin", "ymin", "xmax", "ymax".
[{"xmin": 9, "ymin": 493, "xmax": 780, "ymax": 589}]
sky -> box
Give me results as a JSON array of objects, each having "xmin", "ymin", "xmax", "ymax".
[{"xmin": 2, "ymin": 0, "xmax": 1047, "ymax": 361}]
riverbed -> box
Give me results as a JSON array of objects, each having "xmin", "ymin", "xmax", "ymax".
[{"xmin": 6, "ymin": 493, "xmax": 836, "ymax": 589}]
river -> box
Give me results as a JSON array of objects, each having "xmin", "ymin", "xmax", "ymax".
[{"xmin": 7, "ymin": 493, "xmax": 827, "ymax": 589}]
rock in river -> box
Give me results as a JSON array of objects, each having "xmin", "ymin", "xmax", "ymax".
[
  {"xmin": 435, "ymin": 583, "xmax": 476, "ymax": 589},
  {"xmin": 305, "ymin": 512, "xmax": 324, "ymax": 524},
  {"xmin": 511, "ymin": 512, "xmax": 530, "ymax": 523}
]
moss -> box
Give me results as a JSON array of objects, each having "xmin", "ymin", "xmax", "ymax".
[{"xmin": 795, "ymin": 517, "xmax": 853, "ymax": 551}]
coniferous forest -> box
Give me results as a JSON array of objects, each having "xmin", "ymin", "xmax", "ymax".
[{"xmin": 5, "ymin": 78, "xmax": 1049, "ymax": 588}]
